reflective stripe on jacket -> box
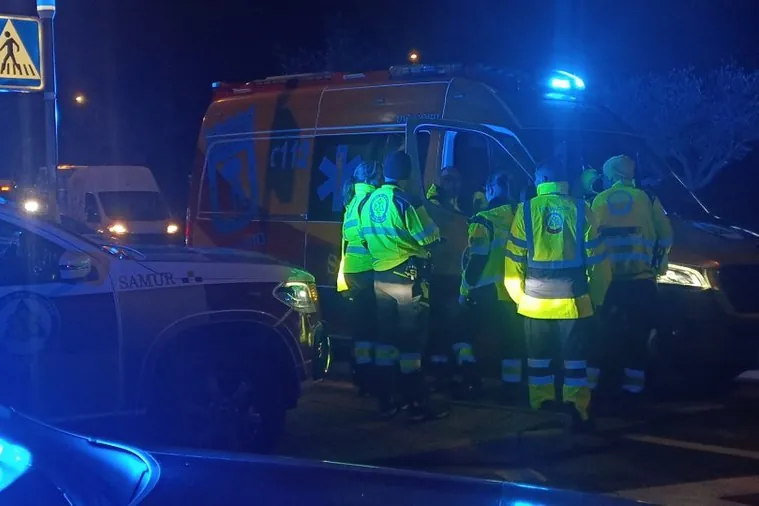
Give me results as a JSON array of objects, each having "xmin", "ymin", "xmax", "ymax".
[
  {"xmin": 460, "ymin": 203, "xmax": 515, "ymax": 300},
  {"xmin": 592, "ymin": 181, "xmax": 673, "ymax": 280},
  {"xmin": 360, "ymin": 184, "xmax": 440, "ymax": 272},
  {"xmin": 505, "ymin": 181, "xmax": 611, "ymax": 319},
  {"xmin": 342, "ymin": 183, "xmax": 376, "ymax": 275}
]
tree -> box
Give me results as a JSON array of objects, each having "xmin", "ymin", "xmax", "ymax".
[
  {"xmin": 279, "ymin": 15, "xmax": 391, "ymax": 74},
  {"xmin": 602, "ymin": 65, "xmax": 759, "ymax": 190}
]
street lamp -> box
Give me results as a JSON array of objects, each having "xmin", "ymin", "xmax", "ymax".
[
  {"xmin": 74, "ymin": 93, "xmax": 87, "ymax": 106},
  {"xmin": 408, "ymin": 50, "xmax": 420, "ymax": 63}
]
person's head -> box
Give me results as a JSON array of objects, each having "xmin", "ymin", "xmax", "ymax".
[
  {"xmin": 602, "ymin": 155, "xmax": 635, "ymax": 184},
  {"xmin": 353, "ymin": 160, "xmax": 382, "ymax": 187},
  {"xmin": 581, "ymin": 167, "xmax": 602, "ymax": 196},
  {"xmin": 383, "ymin": 151, "xmax": 412, "ymax": 185},
  {"xmin": 534, "ymin": 159, "xmax": 567, "ymax": 187},
  {"xmin": 341, "ymin": 178, "xmax": 355, "ymax": 208},
  {"xmin": 485, "ymin": 172, "xmax": 509, "ymax": 202},
  {"xmin": 440, "ymin": 166, "xmax": 462, "ymax": 195}
]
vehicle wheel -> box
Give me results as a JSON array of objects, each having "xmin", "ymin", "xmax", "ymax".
[{"xmin": 149, "ymin": 345, "xmax": 287, "ymax": 454}]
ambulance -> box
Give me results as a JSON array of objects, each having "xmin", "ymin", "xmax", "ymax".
[
  {"xmin": 187, "ymin": 64, "xmax": 759, "ymax": 393},
  {"xmin": 57, "ymin": 165, "xmax": 181, "ymax": 244}
]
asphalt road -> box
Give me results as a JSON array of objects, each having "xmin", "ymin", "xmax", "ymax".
[
  {"xmin": 63, "ymin": 374, "xmax": 759, "ymax": 506},
  {"xmin": 279, "ymin": 378, "xmax": 759, "ymax": 506}
]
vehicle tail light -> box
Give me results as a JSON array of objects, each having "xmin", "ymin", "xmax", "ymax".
[{"xmin": 184, "ymin": 206, "xmax": 192, "ymax": 246}]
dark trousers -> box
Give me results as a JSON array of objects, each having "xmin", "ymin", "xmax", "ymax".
[
  {"xmin": 425, "ymin": 273, "xmax": 458, "ymax": 380},
  {"xmin": 344, "ymin": 270, "xmax": 377, "ymax": 392},
  {"xmin": 374, "ymin": 260, "xmax": 430, "ymax": 407},
  {"xmin": 599, "ymin": 279, "xmax": 658, "ymax": 395},
  {"xmin": 457, "ymin": 285, "xmax": 524, "ymax": 389},
  {"xmin": 525, "ymin": 317, "xmax": 591, "ymax": 420}
]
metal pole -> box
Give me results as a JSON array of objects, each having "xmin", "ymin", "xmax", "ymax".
[{"xmin": 37, "ymin": 0, "xmax": 59, "ymax": 219}]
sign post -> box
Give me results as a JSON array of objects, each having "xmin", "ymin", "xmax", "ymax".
[{"xmin": 36, "ymin": 0, "xmax": 59, "ymax": 219}]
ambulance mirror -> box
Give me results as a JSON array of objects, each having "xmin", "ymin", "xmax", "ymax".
[{"xmin": 58, "ymin": 251, "xmax": 92, "ymax": 282}]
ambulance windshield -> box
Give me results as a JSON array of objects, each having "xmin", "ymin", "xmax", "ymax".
[
  {"xmin": 99, "ymin": 191, "xmax": 171, "ymax": 221},
  {"xmin": 518, "ymin": 129, "xmax": 712, "ymax": 220}
]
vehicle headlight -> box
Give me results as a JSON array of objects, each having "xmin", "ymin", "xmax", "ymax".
[
  {"xmin": 657, "ymin": 263, "xmax": 711, "ymax": 289},
  {"xmin": 0, "ymin": 436, "xmax": 32, "ymax": 492},
  {"xmin": 273, "ymin": 281, "xmax": 319, "ymax": 314},
  {"xmin": 22, "ymin": 199, "xmax": 41, "ymax": 213},
  {"xmin": 166, "ymin": 223, "xmax": 179, "ymax": 234},
  {"xmin": 108, "ymin": 223, "xmax": 128, "ymax": 235}
]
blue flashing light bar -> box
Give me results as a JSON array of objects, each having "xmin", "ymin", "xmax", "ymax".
[
  {"xmin": 548, "ymin": 70, "xmax": 585, "ymax": 91},
  {"xmin": 0, "ymin": 437, "xmax": 32, "ymax": 492}
]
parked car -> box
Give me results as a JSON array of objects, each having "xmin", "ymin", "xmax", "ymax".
[{"xmin": 0, "ymin": 200, "xmax": 330, "ymax": 453}]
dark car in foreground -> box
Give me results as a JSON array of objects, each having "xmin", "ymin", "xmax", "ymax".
[{"xmin": 0, "ymin": 406, "xmax": 647, "ymax": 505}]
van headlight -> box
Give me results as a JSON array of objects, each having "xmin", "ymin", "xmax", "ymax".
[
  {"xmin": 273, "ymin": 281, "xmax": 319, "ymax": 313},
  {"xmin": 658, "ymin": 263, "xmax": 711, "ymax": 289}
]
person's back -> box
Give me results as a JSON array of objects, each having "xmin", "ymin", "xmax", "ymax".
[
  {"xmin": 593, "ymin": 178, "xmax": 672, "ymax": 280},
  {"xmin": 590, "ymin": 154, "xmax": 673, "ymax": 404},
  {"xmin": 361, "ymin": 185, "xmax": 438, "ymax": 272}
]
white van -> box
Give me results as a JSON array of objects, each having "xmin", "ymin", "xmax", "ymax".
[{"xmin": 58, "ymin": 165, "xmax": 180, "ymax": 244}]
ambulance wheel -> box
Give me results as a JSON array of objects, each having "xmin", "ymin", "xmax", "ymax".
[{"xmin": 149, "ymin": 333, "xmax": 287, "ymax": 454}]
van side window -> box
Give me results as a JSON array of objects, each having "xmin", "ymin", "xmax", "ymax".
[
  {"xmin": 308, "ymin": 133, "xmax": 400, "ymax": 221},
  {"xmin": 84, "ymin": 193, "xmax": 100, "ymax": 223},
  {"xmin": 0, "ymin": 220, "xmax": 64, "ymax": 286}
]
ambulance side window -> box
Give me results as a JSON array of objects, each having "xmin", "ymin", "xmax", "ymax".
[
  {"xmin": 454, "ymin": 133, "xmax": 531, "ymax": 206},
  {"xmin": 308, "ymin": 133, "xmax": 398, "ymax": 221},
  {"xmin": 0, "ymin": 220, "xmax": 64, "ymax": 286}
]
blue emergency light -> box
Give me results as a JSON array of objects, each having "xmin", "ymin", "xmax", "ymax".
[
  {"xmin": 549, "ymin": 70, "xmax": 585, "ymax": 91},
  {"xmin": 0, "ymin": 436, "xmax": 32, "ymax": 492},
  {"xmin": 544, "ymin": 70, "xmax": 586, "ymax": 101}
]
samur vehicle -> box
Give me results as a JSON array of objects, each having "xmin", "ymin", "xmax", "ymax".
[
  {"xmin": 0, "ymin": 405, "xmax": 645, "ymax": 505},
  {"xmin": 186, "ymin": 63, "xmax": 759, "ymax": 394},
  {"xmin": 0, "ymin": 200, "xmax": 329, "ymax": 453}
]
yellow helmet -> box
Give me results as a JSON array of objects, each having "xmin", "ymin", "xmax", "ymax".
[{"xmin": 602, "ymin": 155, "xmax": 635, "ymax": 182}]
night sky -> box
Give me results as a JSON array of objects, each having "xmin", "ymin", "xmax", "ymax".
[{"xmin": 2, "ymin": 0, "xmax": 759, "ymax": 213}]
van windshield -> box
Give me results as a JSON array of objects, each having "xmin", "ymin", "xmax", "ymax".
[
  {"xmin": 517, "ymin": 128, "xmax": 712, "ymax": 221},
  {"xmin": 98, "ymin": 191, "xmax": 170, "ymax": 221}
]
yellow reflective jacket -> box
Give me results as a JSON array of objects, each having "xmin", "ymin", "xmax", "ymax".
[
  {"xmin": 505, "ymin": 182, "xmax": 611, "ymax": 320},
  {"xmin": 461, "ymin": 201, "xmax": 516, "ymax": 300},
  {"xmin": 426, "ymin": 183, "xmax": 461, "ymax": 212},
  {"xmin": 592, "ymin": 181, "xmax": 673, "ymax": 280},
  {"xmin": 360, "ymin": 184, "xmax": 440, "ymax": 272},
  {"xmin": 337, "ymin": 183, "xmax": 376, "ymax": 292}
]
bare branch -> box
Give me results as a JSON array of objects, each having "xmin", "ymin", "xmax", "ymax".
[{"xmin": 602, "ymin": 65, "xmax": 759, "ymax": 190}]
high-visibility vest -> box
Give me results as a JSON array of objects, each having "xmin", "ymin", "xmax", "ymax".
[
  {"xmin": 360, "ymin": 184, "xmax": 440, "ymax": 272},
  {"xmin": 505, "ymin": 182, "xmax": 611, "ymax": 320},
  {"xmin": 460, "ymin": 202, "xmax": 516, "ymax": 300},
  {"xmin": 592, "ymin": 181, "xmax": 673, "ymax": 280}
]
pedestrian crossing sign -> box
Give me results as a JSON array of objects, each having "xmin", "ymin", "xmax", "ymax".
[{"xmin": 0, "ymin": 15, "xmax": 43, "ymax": 92}]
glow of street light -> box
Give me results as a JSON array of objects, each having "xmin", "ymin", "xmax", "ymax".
[
  {"xmin": 408, "ymin": 50, "xmax": 419, "ymax": 63},
  {"xmin": 74, "ymin": 94, "xmax": 87, "ymax": 105}
]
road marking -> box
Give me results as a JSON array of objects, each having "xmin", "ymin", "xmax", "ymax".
[
  {"xmin": 645, "ymin": 402, "xmax": 725, "ymax": 415},
  {"xmin": 614, "ymin": 475, "xmax": 759, "ymax": 506},
  {"xmin": 624, "ymin": 434, "xmax": 759, "ymax": 461}
]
